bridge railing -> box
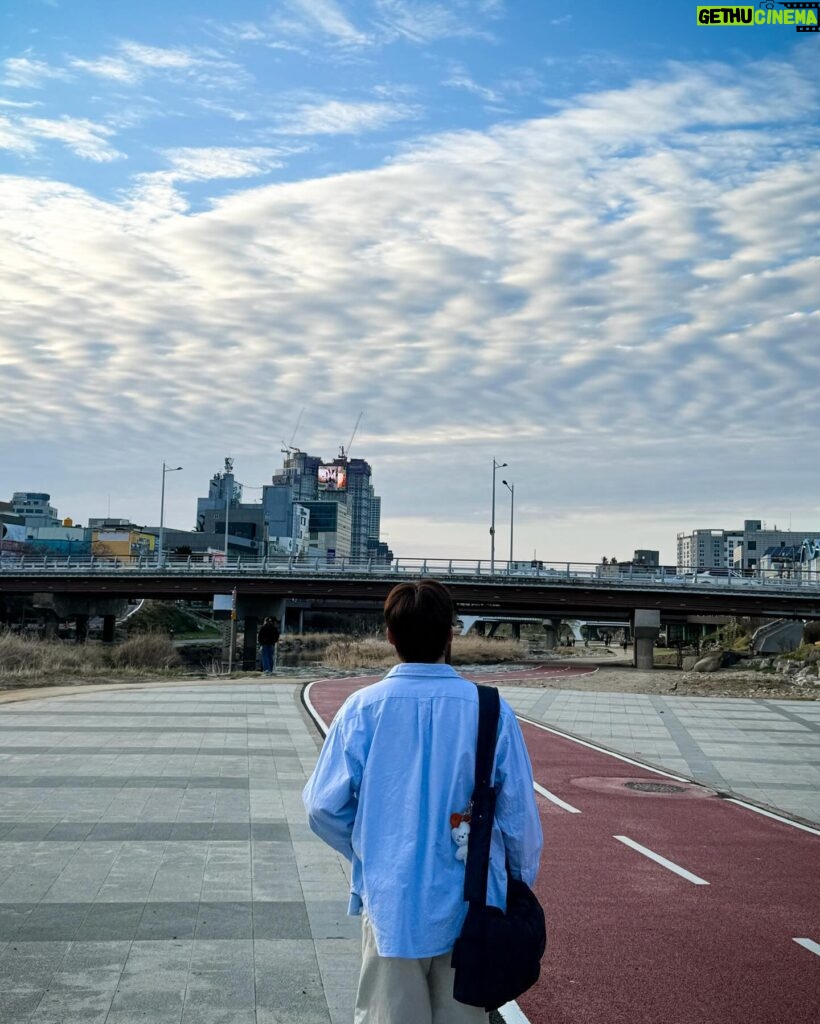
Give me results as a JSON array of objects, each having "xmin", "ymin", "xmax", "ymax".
[{"xmin": 0, "ymin": 553, "xmax": 818, "ymax": 592}]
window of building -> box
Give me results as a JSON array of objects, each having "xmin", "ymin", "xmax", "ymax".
[{"xmin": 748, "ymin": 541, "xmax": 757, "ymax": 550}]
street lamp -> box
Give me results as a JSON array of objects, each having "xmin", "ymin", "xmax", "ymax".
[
  {"xmin": 158, "ymin": 462, "xmax": 183, "ymax": 566},
  {"xmin": 490, "ymin": 459, "xmax": 507, "ymax": 574},
  {"xmin": 502, "ymin": 479, "xmax": 514, "ymax": 565}
]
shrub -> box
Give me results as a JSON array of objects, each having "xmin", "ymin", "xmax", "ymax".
[
  {"xmin": 322, "ymin": 634, "xmax": 527, "ymax": 670},
  {"xmin": 107, "ymin": 632, "xmax": 181, "ymax": 670},
  {"xmin": 0, "ymin": 631, "xmax": 105, "ymax": 677}
]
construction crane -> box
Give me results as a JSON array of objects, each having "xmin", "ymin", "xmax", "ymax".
[
  {"xmin": 338, "ymin": 412, "xmax": 363, "ymax": 461},
  {"xmin": 281, "ymin": 407, "xmax": 305, "ymax": 456}
]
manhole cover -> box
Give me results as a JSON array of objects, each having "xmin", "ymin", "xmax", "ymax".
[{"xmin": 624, "ymin": 781, "xmax": 686, "ymax": 794}]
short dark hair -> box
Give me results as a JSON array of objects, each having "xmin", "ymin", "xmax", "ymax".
[{"xmin": 384, "ymin": 579, "xmax": 455, "ymax": 663}]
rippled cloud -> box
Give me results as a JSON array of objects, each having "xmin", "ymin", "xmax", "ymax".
[{"xmin": 1, "ymin": 56, "xmax": 818, "ymax": 558}]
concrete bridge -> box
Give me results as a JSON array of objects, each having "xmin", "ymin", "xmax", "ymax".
[{"xmin": 3, "ymin": 557, "xmax": 820, "ymax": 668}]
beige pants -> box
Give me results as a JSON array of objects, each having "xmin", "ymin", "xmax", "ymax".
[{"xmin": 354, "ymin": 913, "xmax": 488, "ymax": 1024}]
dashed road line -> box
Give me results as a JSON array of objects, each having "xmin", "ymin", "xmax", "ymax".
[
  {"xmin": 793, "ymin": 938, "xmax": 820, "ymax": 957},
  {"xmin": 498, "ymin": 1000, "xmax": 531, "ymax": 1023},
  {"xmin": 533, "ymin": 781, "xmax": 581, "ymax": 813},
  {"xmin": 614, "ymin": 835, "xmax": 710, "ymax": 885}
]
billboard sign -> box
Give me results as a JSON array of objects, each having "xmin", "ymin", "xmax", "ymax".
[
  {"xmin": 318, "ymin": 465, "xmax": 347, "ymax": 491},
  {"xmin": 0, "ymin": 523, "xmax": 26, "ymax": 543}
]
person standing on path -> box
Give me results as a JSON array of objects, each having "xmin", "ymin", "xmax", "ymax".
[
  {"xmin": 258, "ymin": 616, "xmax": 280, "ymax": 676},
  {"xmin": 303, "ymin": 579, "xmax": 543, "ymax": 1023}
]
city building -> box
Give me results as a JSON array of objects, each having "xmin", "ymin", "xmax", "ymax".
[
  {"xmin": 91, "ymin": 527, "xmax": 155, "ymax": 562},
  {"xmin": 301, "ymin": 500, "xmax": 352, "ymax": 560},
  {"xmin": 12, "ymin": 492, "xmax": 60, "ymax": 530},
  {"xmin": 26, "ymin": 525, "xmax": 90, "ymax": 558},
  {"xmin": 194, "ymin": 449, "xmax": 392, "ymax": 564},
  {"xmin": 677, "ymin": 519, "xmax": 820, "ymax": 573}
]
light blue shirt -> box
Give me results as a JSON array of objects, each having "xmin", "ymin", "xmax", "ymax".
[{"xmin": 302, "ymin": 663, "xmax": 543, "ymax": 958}]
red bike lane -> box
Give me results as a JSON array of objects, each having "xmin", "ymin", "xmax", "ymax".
[{"xmin": 303, "ymin": 676, "xmax": 820, "ymax": 1024}]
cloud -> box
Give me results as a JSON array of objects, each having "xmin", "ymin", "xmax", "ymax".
[
  {"xmin": 291, "ymin": 0, "xmax": 370, "ymax": 44},
  {"xmin": 69, "ymin": 40, "xmax": 247, "ymax": 90},
  {"xmin": 271, "ymin": 98, "xmax": 418, "ymax": 135},
  {"xmin": 2, "ymin": 56, "xmax": 71, "ymax": 89},
  {"xmin": 444, "ymin": 66, "xmax": 501, "ymax": 103},
  {"xmin": 1, "ymin": 56, "xmax": 818, "ymax": 559},
  {"xmin": 0, "ymin": 115, "xmax": 123, "ymax": 161},
  {"xmin": 374, "ymin": 0, "xmax": 495, "ymax": 42}
]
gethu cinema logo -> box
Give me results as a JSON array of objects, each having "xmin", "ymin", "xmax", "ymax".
[{"xmin": 697, "ymin": 3, "xmax": 819, "ymax": 27}]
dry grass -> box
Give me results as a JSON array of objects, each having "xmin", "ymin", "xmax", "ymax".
[
  {"xmin": 322, "ymin": 634, "xmax": 527, "ymax": 670},
  {"xmin": 107, "ymin": 633, "xmax": 181, "ymax": 670},
  {"xmin": 0, "ymin": 632, "xmax": 105, "ymax": 677},
  {"xmin": 0, "ymin": 630, "xmax": 180, "ymax": 682}
]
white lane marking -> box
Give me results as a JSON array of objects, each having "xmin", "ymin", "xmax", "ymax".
[
  {"xmin": 302, "ymin": 681, "xmax": 329, "ymax": 737},
  {"xmin": 793, "ymin": 938, "xmax": 820, "ymax": 957},
  {"xmin": 499, "ymin": 1000, "xmax": 532, "ymax": 1023},
  {"xmin": 614, "ymin": 835, "xmax": 710, "ymax": 885},
  {"xmin": 724, "ymin": 799, "xmax": 820, "ymax": 837},
  {"xmin": 516, "ymin": 715, "xmax": 691, "ymax": 782},
  {"xmin": 518, "ymin": 715, "xmax": 820, "ymax": 839},
  {"xmin": 533, "ymin": 781, "xmax": 581, "ymax": 814}
]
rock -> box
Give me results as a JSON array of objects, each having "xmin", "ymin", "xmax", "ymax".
[
  {"xmin": 681, "ymin": 656, "xmax": 698, "ymax": 671},
  {"xmin": 693, "ymin": 653, "xmax": 723, "ymax": 673}
]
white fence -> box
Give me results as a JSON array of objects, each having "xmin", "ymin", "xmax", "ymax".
[{"xmin": 0, "ymin": 554, "xmax": 818, "ymax": 593}]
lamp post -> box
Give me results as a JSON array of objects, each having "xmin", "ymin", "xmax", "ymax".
[
  {"xmin": 490, "ymin": 459, "xmax": 507, "ymax": 574},
  {"xmin": 223, "ymin": 457, "xmax": 234, "ymax": 562},
  {"xmin": 158, "ymin": 462, "xmax": 182, "ymax": 566},
  {"xmin": 502, "ymin": 479, "xmax": 514, "ymax": 565}
]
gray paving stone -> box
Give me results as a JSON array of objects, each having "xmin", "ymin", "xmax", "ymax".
[{"xmin": 0, "ymin": 683, "xmax": 355, "ymax": 1023}]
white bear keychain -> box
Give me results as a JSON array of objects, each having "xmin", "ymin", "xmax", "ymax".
[{"xmin": 450, "ymin": 810, "xmax": 471, "ymax": 862}]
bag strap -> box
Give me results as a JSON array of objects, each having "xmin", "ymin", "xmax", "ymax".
[{"xmin": 463, "ymin": 684, "xmax": 501, "ymax": 905}]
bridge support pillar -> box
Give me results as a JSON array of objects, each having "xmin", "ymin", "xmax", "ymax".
[
  {"xmin": 541, "ymin": 619, "xmax": 561, "ymax": 650},
  {"xmin": 511, "ymin": 622, "xmax": 521, "ymax": 640},
  {"xmin": 474, "ymin": 621, "xmax": 486, "ymax": 637},
  {"xmin": 74, "ymin": 614, "xmax": 89, "ymax": 644},
  {"xmin": 43, "ymin": 616, "xmax": 58, "ymax": 640},
  {"xmin": 102, "ymin": 615, "xmax": 116, "ymax": 644},
  {"xmin": 487, "ymin": 622, "xmax": 500, "ymax": 638},
  {"xmin": 633, "ymin": 609, "xmax": 660, "ymax": 670},
  {"xmin": 242, "ymin": 616, "xmax": 259, "ymax": 672}
]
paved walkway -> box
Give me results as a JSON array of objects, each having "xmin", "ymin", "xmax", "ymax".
[
  {"xmin": 499, "ymin": 687, "xmax": 820, "ymax": 825},
  {"xmin": 0, "ymin": 678, "xmax": 817, "ymax": 1023},
  {"xmin": 0, "ymin": 683, "xmax": 359, "ymax": 1024}
]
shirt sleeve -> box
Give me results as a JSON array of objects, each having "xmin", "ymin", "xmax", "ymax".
[
  {"xmin": 493, "ymin": 703, "xmax": 543, "ymax": 886},
  {"xmin": 302, "ymin": 707, "xmax": 362, "ymax": 861}
]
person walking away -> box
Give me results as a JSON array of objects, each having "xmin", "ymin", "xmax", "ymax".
[
  {"xmin": 258, "ymin": 616, "xmax": 280, "ymax": 676},
  {"xmin": 302, "ymin": 579, "xmax": 543, "ymax": 1023}
]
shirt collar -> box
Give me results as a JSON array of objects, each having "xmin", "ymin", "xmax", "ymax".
[{"xmin": 382, "ymin": 662, "xmax": 462, "ymax": 679}]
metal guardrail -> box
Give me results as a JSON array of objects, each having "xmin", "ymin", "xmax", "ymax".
[{"xmin": 1, "ymin": 554, "xmax": 819, "ymax": 594}]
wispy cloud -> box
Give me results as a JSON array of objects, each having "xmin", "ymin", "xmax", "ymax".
[
  {"xmin": 0, "ymin": 115, "xmax": 122, "ymax": 161},
  {"xmin": 69, "ymin": 39, "xmax": 247, "ymax": 91},
  {"xmin": 375, "ymin": 0, "xmax": 496, "ymax": 42},
  {"xmin": 291, "ymin": 0, "xmax": 370, "ymax": 44},
  {"xmin": 271, "ymin": 97, "xmax": 418, "ymax": 135},
  {"xmin": 444, "ymin": 65, "xmax": 501, "ymax": 103},
  {"xmin": 161, "ymin": 145, "xmax": 289, "ymax": 181},
  {"xmin": 2, "ymin": 56, "xmax": 71, "ymax": 89}
]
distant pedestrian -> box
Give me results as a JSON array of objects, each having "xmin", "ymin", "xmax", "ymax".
[
  {"xmin": 622, "ymin": 637, "xmax": 628, "ymax": 653},
  {"xmin": 258, "ymin": 616, "xmax": 280, "ymax": 676}
]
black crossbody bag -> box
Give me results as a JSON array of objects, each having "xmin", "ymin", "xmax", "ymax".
[{"xmin": 451, "ymin": 684, "xmax": 547, "ymax": 1012}]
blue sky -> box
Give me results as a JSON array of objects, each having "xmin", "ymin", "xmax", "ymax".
[{"xmin": 1, "ymin": 1, "xmax": 818, "ymax": 563}]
